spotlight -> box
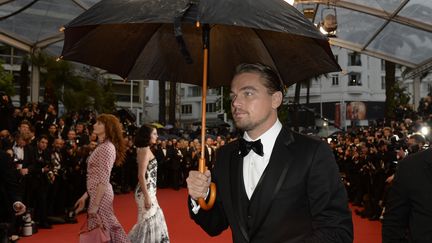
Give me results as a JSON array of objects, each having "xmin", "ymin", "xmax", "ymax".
[
  {"xmin": 420, "ymin": 126, "xmax": 430, "ymax": 136},
  {"xmin": 318, "ymin": 6, "xmax": 337, "ymax": 37}
]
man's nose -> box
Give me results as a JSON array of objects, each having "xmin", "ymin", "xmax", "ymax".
[{"xmin": 231, "ymin": 95, "xmax": 241, "ymax": 107}]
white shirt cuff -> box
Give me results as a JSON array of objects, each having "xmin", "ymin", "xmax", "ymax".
[{"xmin": 190, "ymin": 188, "xmax": 210, "ymax": 214}]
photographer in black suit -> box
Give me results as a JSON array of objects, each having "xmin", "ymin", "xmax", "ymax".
[
  {"xmin": 0, "ymin": 150, "xmax": 26, "ymax": 242},
  {"xmin": 383, "ymin": 147, "xmax": 432, "ymax": 243},
  {"xmin": 25, "ymin": 135, "xmax": 52, "ymax": 229}
]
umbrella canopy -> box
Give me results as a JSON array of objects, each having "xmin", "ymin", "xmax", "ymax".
[{"xmin": 61, "ymin": 0, "xmax": 340, "ymax": 87}]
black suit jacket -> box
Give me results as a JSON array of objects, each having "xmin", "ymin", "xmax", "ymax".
[
  {"xmin": 0, "ymin": 151, "xmax": 23, "ymax": 222},
  {"xmin": 382, "ymin": 148, "xmax": 432, "ymax": 243},
  {"xmin": 189, "ymin": 127, "xmax": 353, "ymax": 243}
]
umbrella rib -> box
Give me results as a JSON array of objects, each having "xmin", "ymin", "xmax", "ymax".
[
  {"xmin": 125, "ymin": 23, "xmax": 165, "ymax": 79},
  {"xmin": 251, "ymin": 28, "xmax": 281, "ymax": 78}
]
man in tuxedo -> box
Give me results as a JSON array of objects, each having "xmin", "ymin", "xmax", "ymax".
[
  {"xmin": 25, "ymin": 135, "xmax": 52, "ymax": 228},
  {"xmin": 186, "ymin": 63, "xmax": 353, "ymax": 243},
  {"xmin": 204, "ymin": 137, "xmax": 216, "ymax": 170},
  {"xmin": 0, "ymin": 150, "xmax": 26, "ymax": 241},
  {"xmin": 382, "ymin": 148, "xmax": 432, "ymax": 242},
  {"xmin": 155, "ymin": 140, "xmax": 175, "ymax": 188}
]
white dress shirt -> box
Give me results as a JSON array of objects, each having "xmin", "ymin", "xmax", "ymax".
[
  {"xmin": 242, "ymin": 119, "xmax": 282, "ymax": 198},
  {"xmin": 191, "ymin": 119, "xmax": 282, "ymax": 213}
]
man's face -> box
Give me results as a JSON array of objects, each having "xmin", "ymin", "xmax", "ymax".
[
  {"xmin": 230, "ymin": 72, "xmax": 281, "ymax": 136},
  {"xmin": 54, "ymin": 139, "xmax": 65, "ymax": 150},
  {"xmin": 19, "ymin": 124, "xmax": 30, "ymax": 133},
  {"xmin": 76, "ymin": 124, "xmax": 84, "ymax": 133},
  {"xmin": 383, "ymin": 129, "xmax": 391, "ymax": 137},
  {"xmin": 67, "ymin": 130, "xmax": 76, "ymax": 140},
  {"xmin": 89, "ymin": 141, "xmax": 97, "ymax": 150},
  {"xmin": 14, "ymin": 108, "xmax": 21, "ymax": 117},
  {"xmin": 48, "ymin": 125, "xmax": 57, "ymax": 134},
  {"xmin": 38, "ymin": 138, "xmax": 48, "ymax": 151},
  {"xmin": 47, "ymin": 105, "xmax": 55, "ymax": 114}
]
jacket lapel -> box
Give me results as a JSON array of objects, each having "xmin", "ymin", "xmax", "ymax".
[
  {"xmin": 422, "ymin": 149, "xmax": 432, "ymax": 184},
  {"xmin": 249, "ymin": 127, "xmax": 295, "ymax": 238},
  {"xmin": 229, "ymin": 142, "xmax": 250, "ymax": 242}
]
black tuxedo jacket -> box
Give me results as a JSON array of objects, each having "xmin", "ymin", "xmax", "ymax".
[
  {"xmin": 382, "ymin": 148, "xmax": 432, "ymax": 243},
  {"xmin": 190, "ymin": 127, "xmax": 353, "ymax": 243},
  {"xmin": 0, "ymin": 151, "xmax": 23, "ymax": 222}
]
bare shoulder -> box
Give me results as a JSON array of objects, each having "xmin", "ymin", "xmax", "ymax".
[{"xmin": 137, "ymin": 147, "xmax": 154, "ymax": 162}]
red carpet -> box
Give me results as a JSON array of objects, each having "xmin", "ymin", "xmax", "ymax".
[{"xmin": 20, "ymin": 189, "xmax": 380, "ymax": 242}]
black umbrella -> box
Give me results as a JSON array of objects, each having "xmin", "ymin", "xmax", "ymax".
[
  {"xmin": 61, "ymin": 0, "xmax": 340, "ymax": 210},
  {"xmin": 61, "ymin": 0, "xmax": 339, "ymax": 86}
]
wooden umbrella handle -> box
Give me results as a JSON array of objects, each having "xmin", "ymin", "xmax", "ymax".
[
  {"xmin": 197, "ymin": 158, "xmax": 216, "ymax": 210},
  {"xmin": 197, "ymin": 23, "xmax": 216, "ymax": 210}
]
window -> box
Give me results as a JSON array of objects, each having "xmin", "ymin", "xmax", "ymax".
[
  {"xmin": 332, "ymin": 75, "xmax": 339, "ymax": 86},
  {"xmin": 180, "ymin": 88, "xmax": 185, "ymax": 97},
  {"xmin": 189, "ymin": 86, "xmax": 202, "ymax": 97},
  {"xmin": 208, "ymin": 88, "xmax": 218, "ymax": 95},
  {"xmin": 206, "ymin": 103, "xmax": 217, "ymax": 113},
  {"xmin": 334, "ymin": 55, "xmax": 338, "ymax": 63},
  {"xmin": 348, "ymin": 73, "xmax": 361, "ymax": 86},
  {"xmin": 348, "ymin": 52, "xmax": 361, "ymax": 66},
  {"xmin": 182, "ymin": 104, "xmax": 192, "ymax": 114},
  {"xmin": 0, "ymin": 45, "xmax": 25, "ymax": 65},
  {"xmin": 381, "ymin": 76, "xmax": 385, "ymax": 89},
  {"xmin": 428, "ymin": 83, "xmax": 432, "ymax": 94},
  {"xmin": 381, "ymin": 59, "xmax": 385, "ymax": 71}
]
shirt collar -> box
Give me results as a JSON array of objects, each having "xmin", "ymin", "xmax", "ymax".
[{"xmin": 243, "ymin": 119, "xmax": 282, "ymax": 157}]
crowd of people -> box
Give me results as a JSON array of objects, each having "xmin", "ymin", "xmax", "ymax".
[
  {"xmin": 1, "ymin": 73, "xmax": 432, "ymax": 242},
  {"xmin": 0, "ymin": 94, "xmax": 235, "ymax": 242}
]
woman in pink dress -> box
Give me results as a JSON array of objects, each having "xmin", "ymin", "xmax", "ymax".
[{"xmin": 75, "ymin": 114, "xmax": 130, "ymax": 243}]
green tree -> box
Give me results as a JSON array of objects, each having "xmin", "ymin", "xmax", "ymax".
[
  {"xmin": 0, "ymin": 60, "xmax": 14, "ymax": 96},
  {"xmin": 384, "ymin": 61, "xmax": 411, "ymax": 119},
  {"xmin": 31, "ymin": 51, "xmax": 116, "ymax": 113},
  {"xmin": 18, "ymin": 59, "xmax": 30, "ymax": 106}
]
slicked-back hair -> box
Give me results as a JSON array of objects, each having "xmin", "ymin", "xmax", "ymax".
[
  {"xmin": 234, "ymin": 63, "xmax": 285, "ymax": 96},
  {"xmin": 135, "ymin": 124, "xmax": 156, "ymax": 148}
]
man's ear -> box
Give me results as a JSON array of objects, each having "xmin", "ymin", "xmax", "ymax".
[{"xmin": 272, "ymin": 91, "xmax": 283, "ymax": 109}]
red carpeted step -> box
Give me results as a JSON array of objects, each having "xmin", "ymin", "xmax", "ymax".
[{"xmin": 20, "ymin": 189, "xmax": 380, "ymax": 243}]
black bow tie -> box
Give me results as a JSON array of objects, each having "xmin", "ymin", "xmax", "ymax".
[{"xmin": 239, "ymin": 138, "xmax": 264, "ymax": 157}]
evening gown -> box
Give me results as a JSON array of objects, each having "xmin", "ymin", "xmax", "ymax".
[
  {"xmin": 87, "ymin": 140, "xmax": 130, "ymax": 243},
  {"xmin": 128, "ymin": 157, "xmax": 170, "ymax": 243}
]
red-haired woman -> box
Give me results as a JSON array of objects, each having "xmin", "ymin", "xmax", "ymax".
[{"xmin": 75, "ymin": 114, "xmax": 130, "ymax": 243}]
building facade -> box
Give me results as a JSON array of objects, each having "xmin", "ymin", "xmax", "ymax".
[{"xmin": 2, "ymin": 43, "xmax": 432, "ymax": 128}]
